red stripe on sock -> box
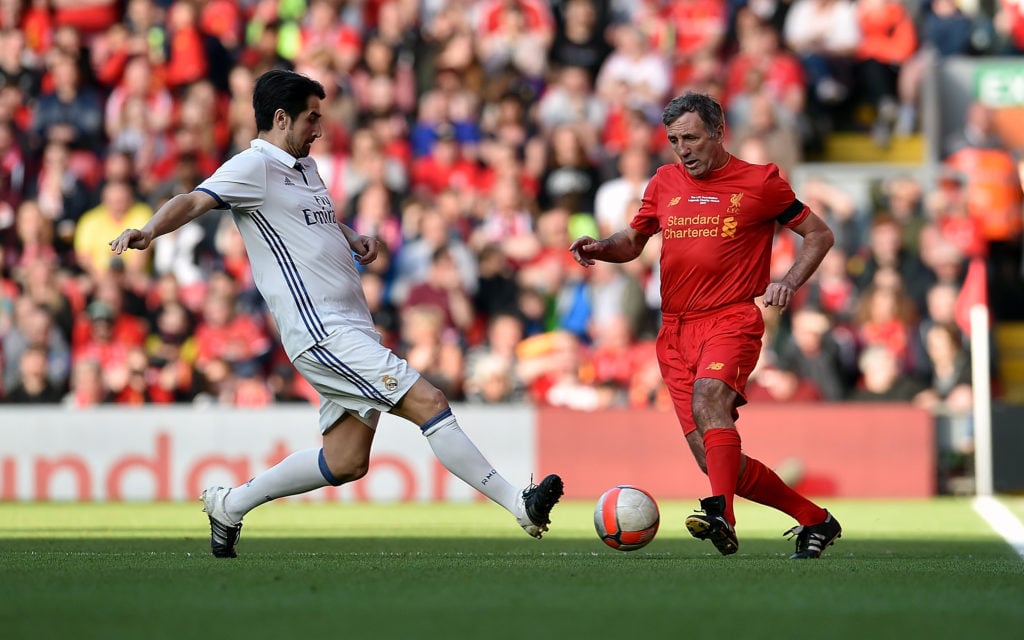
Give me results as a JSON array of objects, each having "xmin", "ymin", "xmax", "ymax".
[
  {"xmin": 737, "ymin": 457, "xmax": 827, "ymax": 526},
  {"xmin": 703, "ymin": 428, "xmax": 742, "ymax": 525}
]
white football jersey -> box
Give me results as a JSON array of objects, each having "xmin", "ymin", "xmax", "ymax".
[{"xmin": 196, "ymin": 138, "xmax": 375, "ymax": 361}]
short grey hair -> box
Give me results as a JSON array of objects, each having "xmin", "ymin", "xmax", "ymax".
[{"xmin": 662, "ymin": 93, "xmax": 726, "ymax": 139}]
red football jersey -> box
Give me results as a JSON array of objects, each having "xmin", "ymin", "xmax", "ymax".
[{"xmin": 631, "ymin": 156, "xmax": 809, "ymax": 315}]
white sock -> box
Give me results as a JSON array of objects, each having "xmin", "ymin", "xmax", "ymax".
[
  {"xmin": 223, "ymin": 447, "xmax": 331, "ymax": 522},
  {"xmin": 422, "ymin": 409, "xmax": 520, "ymax": 514}
]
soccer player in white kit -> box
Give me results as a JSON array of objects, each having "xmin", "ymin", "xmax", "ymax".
[{"xmin": 110, "ymin": 70, "xmax": 563, "ymax": 558}]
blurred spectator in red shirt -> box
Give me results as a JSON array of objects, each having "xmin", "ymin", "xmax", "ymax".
[
  {"xmin": 163, "ymin": 1, "xmax": 209, "ymax": 90},
  {"xmin": 51, "ymin": 0, "xmax": 121, "ymax": 36},
  {"xmin": 72, "ymin": 299, "xmax": 133, "ymax": 374},
  {"xmin": 411, "ymin": 123, "xmax": 479, "ymax": 197},
  {"xmin": 996, "ymin": 0, "xmax": 1024, "ymax": 53},
  {"xmin": 194, "ymin": 292, "xmax": 271, "ymax": 371},
  {"xmin": 583, "ymin": 313, "xmax": 652, "ymax": 395},
  {"xmin": 516, "ymin": 329, "xmax": 607, "ymax": 409},
  {"xmin": 924, "ymin": 170, "xmax": 987, "ymax": 260},
  {"xmin": 725, "ymin": 19, "xmax": 806, "ymax": 122},
  {"xmin": 477, "ymin": 0, "xmax": 555, "ymax": 44},
  {"xmin": 104, "ymin": 53, "xmax": 172, "ymax": 144},
  {"xmin": 853, "ymin": 279, "xmax": 920, "ymax": 375},
  {"xmin": 476, "ymin": 0, "xmax": 551, "ymax": 82},
  {"xmin": 662, "ymin": 0, "xmax": 728, "ymax": 88},
  {"xmin": 854, "ymin": 0, "xmax": 917, "ymax": 147},
  {"xmin": 942, "ymin": 101, "xmax": 1023, "ymax": 246},
  {"xmin": 11, "ymin": 200, "xmax": 58, "ymax": 274},
  {"xmin": 72, "ymin": 276, "xmax": 147, "ymax": 354},
  {"xmin": 298, "ymin": 0, "xmax": 361, "ymax": 74},
  {"xmin": 404, "ymin": 245, "xmax": 475, "ymax": 337}
]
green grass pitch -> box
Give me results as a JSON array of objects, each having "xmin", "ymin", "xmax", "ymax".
[{"xmin": 1, "ymin": 498, "xmax": 1022, "ymax": 639}]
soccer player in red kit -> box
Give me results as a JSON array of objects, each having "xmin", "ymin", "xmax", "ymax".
[{"xmin": 570, "ymin": 92, "xmax": 842, "ymax": 558}]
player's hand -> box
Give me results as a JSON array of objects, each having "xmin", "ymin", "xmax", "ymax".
[
  {"xmin": 350, "ymin": 234, "xmax": 379, "ymax": 266},
  {"xmin": 762, "ymin": 282, "xmax": 797, "ymax": 311},
  {"xmin": 109, "ymin": 228, "xmax": 153, "ymax": 254},
  {"xmin": 569, "ymin": 236, "xmax": 601, "ymax": 267}
]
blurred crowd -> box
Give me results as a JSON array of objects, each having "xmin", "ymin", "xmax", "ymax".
[{"xmin": 0, "ymin": 0, "xmax": 1021, "ymax": 452}]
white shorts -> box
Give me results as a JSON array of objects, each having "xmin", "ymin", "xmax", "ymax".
[{"xmin": 293, "ymin": 326, "xmax": 420, "ymax": 433}]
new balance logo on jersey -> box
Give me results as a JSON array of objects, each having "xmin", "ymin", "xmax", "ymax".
[
  {"xmin": 668, "ymin": 196, "xmax": 681, "ymax": 206},
  {"xmin": 706, "ymin": 362, "xmax": 725, "ymax": 370}
]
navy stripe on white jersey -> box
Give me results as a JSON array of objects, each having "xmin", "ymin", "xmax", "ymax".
[
  {"xmin": 308, "ymin": 344, "xmax": 392, "ymax": 405},
  {"xmin": 249, "ymin": 209, "xmax": 328, "ymax": 341},
  {"xmin": 194, "ymin": 139, "xmax": 375, "ymax": 362}
]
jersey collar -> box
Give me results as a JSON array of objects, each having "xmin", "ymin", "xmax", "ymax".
[{"xmin": 250, "ymin": 138, "xmax": 300, "ymax": 169}]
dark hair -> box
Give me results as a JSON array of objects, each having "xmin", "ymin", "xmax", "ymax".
[
  {"xmin": 662, "ymin": 92, "xmax": 726, "ymax": 139},
  {"xmin": 252, "ymin": 70, "xmax": 327, "ymax": 132}
]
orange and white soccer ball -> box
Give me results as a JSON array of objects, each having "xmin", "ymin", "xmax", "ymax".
[{"xmin": 594, "ymin": 485, "xmax": 660, "ymax": 551}]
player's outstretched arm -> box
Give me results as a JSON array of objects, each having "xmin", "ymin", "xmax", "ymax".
[
  {"xmin": 763, "ymin": 212, "xmax": 835, "ymax": 309},
  {"xmin": 569, "ymin": 228, "xmax": 649, "ymax": 267},
  {"xmin": 109, "ymin": 191, "xmax": 217, "ymax": 254}
]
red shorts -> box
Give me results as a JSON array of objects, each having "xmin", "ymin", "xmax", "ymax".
[{"xmin": 656, "ymin": 302, "xmax": 764, "ymax": 435}]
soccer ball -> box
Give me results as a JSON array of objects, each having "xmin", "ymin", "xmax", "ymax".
[{"xmin": 594, "ymin": 485, "xmax": 660, "ymax": 551}]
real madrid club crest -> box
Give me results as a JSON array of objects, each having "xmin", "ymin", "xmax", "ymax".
[{"xmin": 382, "ymin": 375, "xmax": 398, "ymax": 392}]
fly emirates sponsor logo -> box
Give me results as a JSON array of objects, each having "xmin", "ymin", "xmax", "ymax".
[{"xmin": 664, "ymin": 193, "xmax": 741, "ymax": 239}]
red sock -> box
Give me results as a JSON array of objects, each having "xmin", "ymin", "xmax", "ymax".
[
  {"xmin": 736, "ymin": 456, "xmax": 827, "ymax": 526},
  {"xmin": 703, "ymin": 428, "xmax": 742, "ymax": 525}
]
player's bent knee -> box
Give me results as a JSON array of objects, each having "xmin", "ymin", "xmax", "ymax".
[
  {"xmin": 326, "ymin": 459, "xmax": 369, "ymax": 485},
  {"xmin": 396, "ymin": 378, "xmax": 450, "ymax": 423},
  {"xmin": 321, "ymin": 450, "xmax": 371, "ymax": 485}
]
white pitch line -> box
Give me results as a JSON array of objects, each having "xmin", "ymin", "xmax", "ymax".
[{"xmin": 972, "ymin": 495, "xmax": 1024, "ymax": 560}]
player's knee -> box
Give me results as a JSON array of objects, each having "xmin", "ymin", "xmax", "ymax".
[
  {"xmin": 399, "ymin": 376, "xmax": 448, "ymax": 421},
  {"xmin": 331, "ymin": 461, "xmax": 369, "ymax": 484},
  {"xmin": 691, "ymin": 380, "xmax": 735, "ymax": 426},
  {"xmin": 324, "ymin": 453, "xmax": 370, "ymax": 484}
]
